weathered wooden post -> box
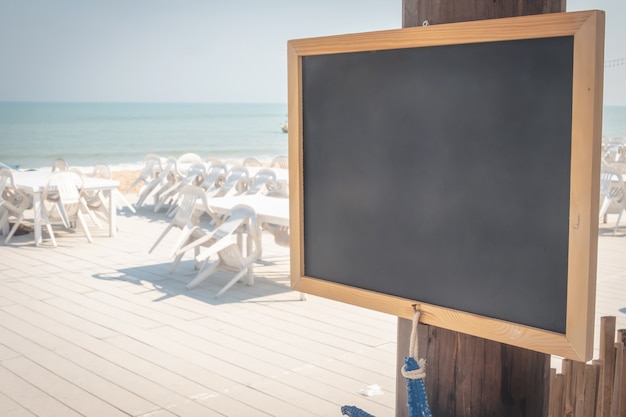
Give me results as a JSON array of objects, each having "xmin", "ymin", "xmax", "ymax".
[{"xmin": 397, "ymin": 1, "xmax": 567, "ymax": 416}]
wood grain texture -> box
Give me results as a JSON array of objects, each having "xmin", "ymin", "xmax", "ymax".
[
  {"xmin": 619, "ymin": 330, "xmax": 626, "ymax": 417},
  {"xmin": 563, "ymin": 359, "xmax": 575, "ymax": 416},
  {"xmin": 403, "ymin": 0, "xmax": 566, "ymax": 26},
  {"xmin": 414, "ymin": 323, "xmax": 550, "ymax": 417},
  {"xmin": 585, "ymin": 363, "xmax": 601, "ymax": 417},
  {"xmin": 600, "ymin": 317, "xmax": 617, "ymax": 417},
  {"xmin": 574, "ymin": 360, "xmax": 587, "ymax": 417},
  {"xmin": 611, "ymin": 343, "xmax": 623, "ymax": 417},
  {"xmin": 567, "ymin": 8, "xmax": 605, "ymax": 361}
]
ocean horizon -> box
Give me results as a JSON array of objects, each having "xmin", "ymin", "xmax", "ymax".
[
  {"xmin": 0, "ymin": 102, "xmax": 289, "ymax": 171},
  {"xmin": 1, "ymin": 102, "xmax": 625, "ymax": 171}
]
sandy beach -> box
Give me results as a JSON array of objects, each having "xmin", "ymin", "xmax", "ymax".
[{"xmin": 111, "ymin": 170, "xmax": 142, "ymax": 194}]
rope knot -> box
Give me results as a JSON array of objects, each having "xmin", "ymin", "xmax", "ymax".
[{"xmin": 401, "ymin": 357, "xmax": 426, "ymax": 380}]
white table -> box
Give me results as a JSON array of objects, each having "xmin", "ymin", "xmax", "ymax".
[
  {"xmin": 205, "ymin": 194, "xmax": 304, "ymax": 299},
  {"xmin": 12, "ymin": 170, "xmax": 120, "ymax": 246},
  {"xmin": 207, "ymin": 194, "xmax": 289, "ymax": 227}
]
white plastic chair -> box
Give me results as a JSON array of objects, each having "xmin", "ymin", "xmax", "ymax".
[
  {"xmin": 0, "ymin": 168, "xmax": 31, "ymax": 244},
  {"xmin": 246, "ymin": 168, "xmax": 277, "ymax": 195},
  {"xmin": 599, "ymin": 167, "xmax": 626, "ymax": 233},
  {"xmin": 207, "ymin": 166, "xmax": 249, "ymax": 199},
  {"xmin": 174, "ymin": 204, "xmax": 262, "ymax": 297},
  {"xmin": 270, "ymin": 155, "xmax": 288, "ymax": 169},
  {"xmin": 51, "ymin": 158, "xmax": 69, "ymax": 172},
  {"xmin": 153, "ymin": 153, "xmax": 203, "ymax": 213},
  {"xmin": 197, "ymin": 162, "xmax": 227, "ymax": 193},
  {"xmin": 163, "ymin": 161, "xmax": 227, "ymax": 219},
  {"xmin": 149, "ymin": 185, "xmax": 219, "ymax": 256},
  {"xmin": 243, "ymin": 157, "xmax": 262, "ymax": 167},
  {"xmin": 136, "ymin": 156, "xmax": 178, "ymax": 208},
  {"xmin": 97, "ymin": 163, "xmax": 135, "ymax": 213},
  {"xmin": 204, "ymin": 156, "xmax": 224, "ymax": 166},
  {"xmin": 175, "ymin": 153, "xmax": 202, "ymax": 177},
  {"xmin": 167, "ymin": 186, "xmax": 223, "ymax": 272},
  {"xmin": 89, "ymin": 163, "xmax": 136, "ymax": 215},
  {"xmin": 155, "ymin": 161, "xmax": 206, "ymax": 213},
  {"xmin": 126, "ymin": 154, "xmax": 162, "ymax": 194},
  {"xmin": 41, "ymin": 171, "xmax": 93, "ymax": 247},
  {"xmin": 67, "ymin": 169, "xmax": 106, "ymax": 229}
]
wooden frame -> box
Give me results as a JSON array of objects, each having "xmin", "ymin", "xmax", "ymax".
[{"xmin": 288, "ymin": 10, "xmax": 604, "ymax": 361}]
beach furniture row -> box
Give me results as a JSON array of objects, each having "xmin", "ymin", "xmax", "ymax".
[
  {"xmin": 129, "ymin": 153, "xmax": 287, "ymax": 213},
  {"xmin": 129, "ymin": 153, "xmax": 290, "ymax": 297}
]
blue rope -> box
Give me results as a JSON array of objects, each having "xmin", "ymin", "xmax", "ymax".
[
  {"xmin": 341, "ymin": 405, "xmax": 376, "ymax": 417},
  {"xmin": 404, "ymin": 357, "xmax": 433, "ymax": 417}
]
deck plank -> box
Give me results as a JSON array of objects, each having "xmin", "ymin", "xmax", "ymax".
[
  {"xmin": 1, "ymin": 357, "xmax": 131, "ymax": 417},
  {"xmin": 0, "ymin": 366, "xmax": 81, "ymax": 417},
  {"xmin": 0, "ymin": 391, "xmax": 37, "ymax": 417}
]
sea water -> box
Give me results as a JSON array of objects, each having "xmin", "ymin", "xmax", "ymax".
[
  {"xmin": 0, "ymin": 102, "xmax": 288, "ymax": 171},
  {"xmin": 601, "ymin": 106, "xmax": 626, "ymax": 139},
  {"xmin": 1, "ymin": 102, "xmax": 625, "ymax": 171}
]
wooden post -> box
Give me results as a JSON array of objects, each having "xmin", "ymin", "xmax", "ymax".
[
  {"xmin": 397, "ymin": 1, "xmax": 566, "ymax": 416},
  {"xmin": 618, "ymin": 329, "xmax": 626, "ymax": 417},
  {"xmin": 403, "ymin": 0, "xmax": 564, "ymax": 26},
  {"xmin": 599, "ymin": 316, "xmax": 617, "ymax": 417}
]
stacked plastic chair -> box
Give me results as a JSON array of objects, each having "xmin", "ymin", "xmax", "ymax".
[{"xmin": 0, "ymin": 168, "xmax": 31, "ymax": 244}]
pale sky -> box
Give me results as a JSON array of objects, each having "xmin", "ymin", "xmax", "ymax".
[
  {"xmin": 0, "ymin": 0, "xmax": 624, "ymax": 104},
  {"xmin": 568, "ymin": 0, "xmax": 626, "ymax": 105}
]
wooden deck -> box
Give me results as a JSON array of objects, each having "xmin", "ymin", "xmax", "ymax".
[{"xmin": 1, "ymin": 199, "xmax": 625, "ymax": 417}]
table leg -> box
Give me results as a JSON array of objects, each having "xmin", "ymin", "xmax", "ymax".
[
  {"xmin": 33, "ymin": 193, "xmax": 42, "ymax": 246},
  {"xmin": 246, "ymin": 229, "xmax": 254, "ymax": 286},
  {"xmin": 0, "ymin": 210, "xmax": 8, "ymax": 236},
  {"xmin": 108, "ymin": 189, "xmax": 116, "ymax": 236}
]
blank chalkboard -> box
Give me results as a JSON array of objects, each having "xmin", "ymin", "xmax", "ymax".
[
  {"xmin": 288, "ymin": 10, "xmax": 604, "ymax": 361},
  {"xmin": 303, "ymin": 36, "xmax": 573, "ymax": 334}
]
